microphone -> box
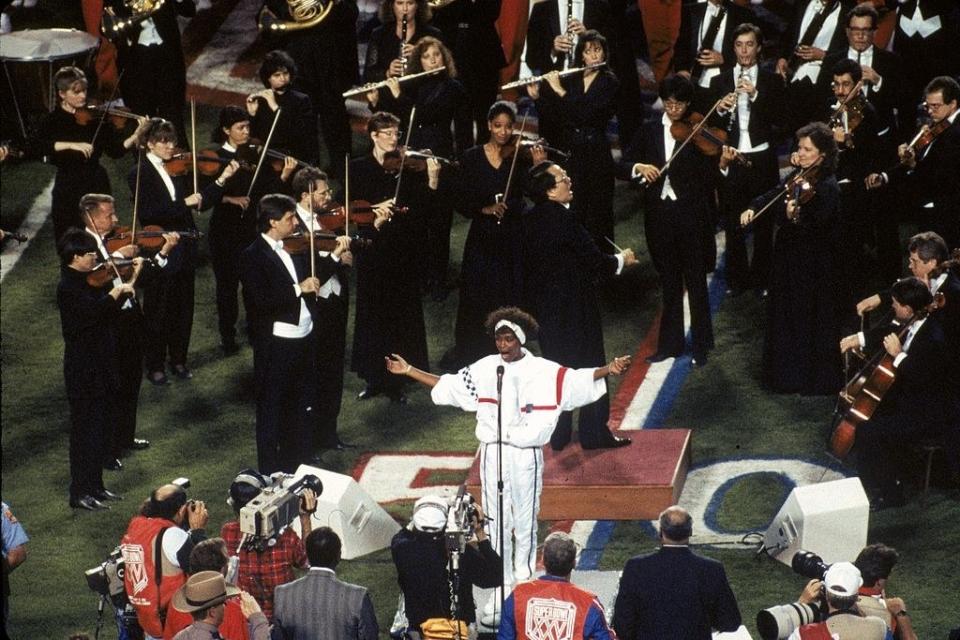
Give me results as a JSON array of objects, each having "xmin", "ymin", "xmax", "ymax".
[{"xmin": 496, "ymin": 365, "xmax": 504, "ymax": 394}]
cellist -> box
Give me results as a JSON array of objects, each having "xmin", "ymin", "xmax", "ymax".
[{"xmin": 839, "ymin": 277, "xmax": 956, "ymax": 511}]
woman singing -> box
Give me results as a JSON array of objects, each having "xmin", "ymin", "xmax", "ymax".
[{"xmin": 741, "ymin": 122, "xmax": 842, "ymax": 395}]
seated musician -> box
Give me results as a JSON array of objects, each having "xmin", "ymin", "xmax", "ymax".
[{"xmin": 839, "ymin": 277, "xmax": 957, "ymax": 511}]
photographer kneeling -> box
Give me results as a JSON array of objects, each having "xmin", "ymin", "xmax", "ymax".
[
  {"xmin": 391, "ymin": 494, "xmax": 502, "ymax": 639},
  {"xmin": 121, "ymin": 482, "xmax": 209, "ymax": 639},
  {"xmin": 789, "ymin": 563, "xmax": 887, "ymax": 640},
  {"xmin": 220, "ymin": 469, "xmax": 317, "ymax": 620}
]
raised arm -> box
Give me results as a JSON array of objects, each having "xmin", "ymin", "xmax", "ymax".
[{"xmin": 385, "ymin": 353, "xmax": 440, "ymax": 388}]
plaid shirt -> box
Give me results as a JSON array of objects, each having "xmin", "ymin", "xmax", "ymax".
[{"xmin": 221, "ymin": 520, "xmax": 308, "ymax": 620}]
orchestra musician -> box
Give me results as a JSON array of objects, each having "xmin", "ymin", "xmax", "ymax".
[
  {"xmin": 350, "ymin": 112, "xmax": 439, "ymax": 403},
  {"xmin": 839, "ymin": 277, "xmax": 956, "ymax": 511},
  {"xmin": 618, "ymin": 76, "xmax": 716, "ymax": 367},
  {"xmin": 363, "ymin": 0, "xmax": 443, "ymax": 84},
  {"xmin": 132, "ymin": 118, "xmax": 238, "ymax": 385},
  {"xmin": 239, "ymin": 194, "xmax": 350, "ymax": 473},
  {"xmin": 36, "ymin": 66, "xmax": 149, "ymax": 243},
  {"xmin": 526, "ymin": 30, "xmax": 619, "ymax": 252},
  {"xmin": 246, "ymin": 50, "xmax": 320, "ymax": 168},
  {"xmin": 711, "ymin": 23, "xmax": 785, "ymax": 296},
  {"xmin": 291, "ymin": 167, "xmax": 356, "ymax": 453},
  {"xmin": 741, "ymin": 122, "xmax": 842, "ymax": 395},
  {"xmin": 57, "ymin": 228, "xmax": 136, "ymax": 510},
  {"xmin": 367, "ymin": 35, "xmax": 470, "ymax": 299},
  {"xmin": 447, "ymin": 101, "xmax": 545, "ymax": 370},
  {"xmin": 522, "ymin": 162, "xmax": 637, "ymax": 450},
  {"xmin": 674, "ymin": 0, "xmax": 755, "ymax": 92},
  {"xmin": 865, "ymin": 76, "xmax": 960, "ymax": 249}
]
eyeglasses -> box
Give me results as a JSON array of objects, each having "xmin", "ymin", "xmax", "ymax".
[
  {"xmin": 923, "ymin": 101, "xmax": 946, "ymax": 111},
  {"xmin": 554, "ymin": 174, "xmax": 571, "ymax": 186},
  {"xmin": 663, "ymin": 100, "xmax": 689, "ymax": 112}
]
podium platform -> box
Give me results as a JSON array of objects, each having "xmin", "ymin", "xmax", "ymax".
[{"xmin": 466, "ymin": 429, "xmax": 692, "ymax": 520}]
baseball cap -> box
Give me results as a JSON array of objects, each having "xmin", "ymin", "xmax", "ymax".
[{"xmin": 824, "ymin": 561, "xmax": 863, "ymax": 597}]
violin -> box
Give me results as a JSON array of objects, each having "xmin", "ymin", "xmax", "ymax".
[
  {"xmin": 235, "ymin": 143, "xmax": 318, "ymax": 175},
  {"xmin": 382, "ymin": 147, "xmax": 456, "ymax": 172},
  {"xmin": 103, "ymin": 225, "xmax": 202, "ymax": 254},
  {"xmin": 314, "ymin": 200, "xmax": 409, "ymax": 230},
  {"xmin": 671, "ymin": 113, "xmax": 751, "ymax": 167},
  {"xmin": 1, "ymin": 228, "xmax": 28, "ymax": 243},
  {"xmin": 163, "ymin": 150, "xmax": 238, "ymax": 177},
  {"xmin": 902, "ymin": 118, "xmax": 951, "ymax": 162},
  {"xmin": 827, "ymin": 85, "xmax": 866, "ymax": 146},
  {"xmin": 282, "ymin": 230, "xmax": 371, "ymax": 255},
  {"xmin": 86, "ymin": 257, "xmax": 153, "ymax": 288},
  {"xmin": 501, "ymin": 133, "xmax": 570, "ymax": 161},
  {"xmin": 829, "ymin": 292, "xmax": 945, "ymax": 458},
  {"xmin": 74, "ymin": 104, "xmax": 145, "ymax": 129}
]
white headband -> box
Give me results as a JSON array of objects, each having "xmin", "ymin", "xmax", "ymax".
[{"xmin": 495, "ymin": 319, "xmax": 526, "ymax": 345}]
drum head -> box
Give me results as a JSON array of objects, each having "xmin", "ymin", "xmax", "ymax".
[{"xmin": 0, "ymin": 28, "xmax": 99, "ymax": 61}]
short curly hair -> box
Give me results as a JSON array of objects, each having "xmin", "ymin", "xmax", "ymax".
[{"xmin": 484, "ymin": 307, "xmax": 539, "ymax": 340}]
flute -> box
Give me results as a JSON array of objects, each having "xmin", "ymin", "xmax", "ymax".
[
  {"xmin": 501, "ymin": 62, "xmax": 606, "ymax": 91},
  {"xmin": 342, "ymin": 67, "xmax": 446, "ymax": 99}
]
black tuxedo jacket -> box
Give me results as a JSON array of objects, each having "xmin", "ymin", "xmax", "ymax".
[
  {"xmin": 817, "ymin": 47, "xmax": 907, "ymax": 135},
  {"xmin": 782, "ymin": 0, "xmax": 854, "ymax": 65},
  {"xmin": 525, "ymin": 0, "xmax": 614, "ymax": 73},
  {"xmin": 239, "ymin": 235, "xmax": 338, "ymax": 343},
  {"xmin": 708, "ymin": 67, "xmax": 785, "ymax": 148},
  {"xmin": 430, "ymin": 0, "xmax": 507, "ymax": 73},
  {"xmin": 612, "ymin": 546, "xmax": 742, "ymax": 640},
  {"xmin": 673, "ymin": 1, "xmax": 755, "ymax": 76},
  {"xmin": 888, "ymin": 118, "xmax": 960, "ymax": 213}
]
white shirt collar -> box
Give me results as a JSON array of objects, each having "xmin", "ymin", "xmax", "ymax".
[
  {"xmin": 661, "ymin": 113, "xmax": 672, "ymax": 127},
  {"xmin": 261, "ymin": 232, "xmax": 284, "ymax": 251},
  {"xmin": 147, "ymin": 152, "xmax": 164, "ymax": 166},
  {"xmin": 222, "ymin": 142, "xmax": 237, "ymax": 153}
]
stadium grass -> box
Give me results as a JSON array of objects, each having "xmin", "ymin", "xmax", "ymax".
[{"xmin": 2, "ymin": 37, "xmax": 959, "ymax": 640}]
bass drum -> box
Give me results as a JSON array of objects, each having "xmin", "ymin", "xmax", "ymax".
[{"xmin": 0, "ymin": 28, "xmax": 100, "ymax": 138}]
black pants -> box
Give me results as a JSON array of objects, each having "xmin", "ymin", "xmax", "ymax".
[
  {"xmin": 209, "ymin": 224, "xmax": 247, "ymax": 343},
  {"xmin": 109, "ymin": 308, "xmax": 145, "ymax": 455},
  {"xmin": 312, "ymin": 294, "xmax": 348, "ymax": 448},
  {"xmin": 69, "ymin": 395, "xmax": 108, "ymax": 499},
  {"xmin": 721, "ymin": 149, "xmax": 778, "ymax": 291},
  {"xmin": 425, "ymin": 201, "xmax": 454, "ymax": 286},
  {"xmin": 142, "ymin": 265, "xmax": 195, "ymax": 372},
  {"xmin": 254, "ymin": 332, "xmax": 317, "ymax": 473}
]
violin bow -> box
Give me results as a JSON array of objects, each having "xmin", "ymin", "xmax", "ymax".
[
  {"xmin": 246, "ymin": 107, "xmax": 283, "ymax": 201},
  {"xmin": 393, "ymin": 106, "xmax": 417, "ymax": 206},
  {"xmin": 89, "ymin": 68, "xmax": 126, "ymax": 153},
  {"xmin": 344, "ymin": 154, "xmax": 351, "ymax": 233},
  {"xmin": 660, "ymin": 97, "xmax": 724, "ymax": 179},
  {"xmin": 190, "ymin": 99, "xmax": 199, "ymax": 210},
  {"xmin": 85, "ymin": 210, "xmax": 124, "ymax": 282},
  {"xmin": 499, "ymin": 111, "xmax": 529, "ymax": 226},
  {"xmin": 131, "ymin": 147, "xmax": 142, "ymax": 245},
  {"xmin": 744, "ymin": 158, "xmax": 822, "ymax": 226}
]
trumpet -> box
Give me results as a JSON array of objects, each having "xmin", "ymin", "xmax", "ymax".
[
  {"xmin": 500, "ymin": 62, "xmax": 605, "ymax": 91},
  {"xmin": 342, "ymin": 67, "xmax": 446, "ymax": 99}
]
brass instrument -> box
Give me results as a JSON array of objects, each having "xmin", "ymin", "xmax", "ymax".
[
  {"xmin": 342, "ymin": 66, "xmax": 446, "ymax": 99},
  {"xmin": 257, "ymin": 0, "xmax": 336, "ymax": 32},
  {"xmin": 500, "ymin": 62, "xmax": 605, "ymax": 91},
  {"xmin": 101, "ymin": 0, "xmax": 166, "ymax": 40},
  {"xmin": 427, "ymin": 0, "xmax": 457, "ymax": 7}
]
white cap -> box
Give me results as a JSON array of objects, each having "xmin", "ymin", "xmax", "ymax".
[
  {"xmin": 824, "ymin": 562, "xmax": 863, "ymax": 597},
  {"xmin": 412, "ymin": 496, "xmax": 448, "ymax": 532}
]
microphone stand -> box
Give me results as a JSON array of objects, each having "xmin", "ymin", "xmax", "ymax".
[{"xmin": 496, "ymin": 364, "xmax": 505, "ymax": 622}]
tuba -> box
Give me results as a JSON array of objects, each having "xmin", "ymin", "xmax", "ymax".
[
  {"xmin": 257, "ymin": 0, "xmax": 336, "ymax": 32},
  {"xmin": 101, "ymin": 0, "xmax": 166, "ymax": 40}
]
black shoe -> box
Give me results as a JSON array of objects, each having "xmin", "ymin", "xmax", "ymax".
[
  {"xmin": 221, "ymin": 339, "xmax": 240, "ymax": 355},
  {"xmin": 127, "ymin": 438, "xmax": 150, "ymax": 450},
  {"xmin": 147, "ymin": 370, "xmax": 170, "ymax": 386},
  {"xmin": 103, "ymin": 458, "xmax": 123, "ymax": 471},
  {"xmin": 94, "ymin": 489, "xmax": 123, "ymax": 502},
  {"xmin": 691, "ymin": 353, "xmax": 708, "ymax": 368},
  {"xmin": 583, "ymin": 435, "xmax": 632, "ymax": 450},
  {"xmin": 70, "ymin": 495, "xmax": 109, "ymax": 511},
  {"xmin": 171, "ymin": 364, "xmax": 193, "ymax": 380},
  {"xmin": 645, "ymin": 352, "xmax": 679, "ymax": 364},
  {"xmin": 357, "ymin": 386, "xmax": 382, "ymax": 401},
  {"xmin": 317, "ymin": 439, "xmax": 358, "ymax": 452}
]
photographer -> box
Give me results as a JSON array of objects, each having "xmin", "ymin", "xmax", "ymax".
[
  {"xmin": 391, "ymin": 495, "xmax": 502, "ymax": 638},
  {"xmin": 854, "ymin": 544, "xmax": 917, "ymax": 640},
  {"xmin": 219, "ymin": 469, "xmax": 317, "ymax": 620},
  {"xmin": 789, "ymin": 563, "xmax": 886, "ymax": 640},
  {"xmin": 121, "ymin": 483, "xmax": 209, "ymax": 639}
]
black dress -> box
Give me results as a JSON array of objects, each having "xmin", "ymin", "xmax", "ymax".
[
  {"xmin": 363, "ymin": 22, "xmax": 445, "ymax": 83},
  {"xmin": 536, "ymin": 69, "xmax": 619, "ymax": 249},
  {"xmin": 36, "ymin": 108, "xmax": 128, "ymax": 242},
  {"xmin": 249, "ymin": 88, "xmax": 320, "ymax": 165},
  {"xmin": 756, "ymin": 173, "xmax": 842, "ymax": 395},
  {"xmin": 450, "ymin": 145, "xmax": 529, "ymax": 367},
  {"xmin": 349, "ymin": 154, "xmax": 430, "ymax": 393}
]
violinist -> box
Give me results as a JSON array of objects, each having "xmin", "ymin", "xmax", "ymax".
[
  {"xmin": 741, "ymin": 122, "xmax": 842, "ymax": 395},
  {"xmin": 209, "ymin": 106, "xmax": 291, "ymax": 355},
  {"xmin": 527, "ymin": 30, "xmax": 619, "ymax": 253},
  {"xmin": 447, "ymin": 101, "xmax": 545, "ymax": 370},
  {"xmin": 367, "ymin": 36, "xmax": 470, "ymax": 299},
  {"xmin": 363, "ymin": 0, "xmax": 443, "ymax": 84},
  {"xmin": 132, "ymin": 118, "xmax": 238, "ymax": 386},
  {"xmin": 839, "ymin": 277, "xmax": 956, "ymax": 511},
  {"xmin": 350, "ymin": 112, "xmax": 438, "ymax": 403},
  {"xmin": 617, "ymin": 76, "xmax": 715, "ymax": 367},
  {"xmin": 239, "ymin": 194, "xmax": 349, "ymax": 473},
  {"xmin": 291, "ymin": 167, "xmax": 356, "ymax": 453},
  {"xmin": 36, "ymin": 66, "xmax": 150, "ymax": 243},
  {"xmin": 246, "ymin": 50, "xmax": 320, "ymax": 168},
  {"xmin": 865, "ymin": 76, "xmax": 960, "ymax": 249},
  {"xmin": 57, "ymin": 228, "xmax": 137, "ymax": 510},
  {"xmin": 711, "ymin": 23, "xmax": 785, "ymax": 296},
  {"xmin": 81, "ymin": 194, "xmax": 179, "ymax": 467}
]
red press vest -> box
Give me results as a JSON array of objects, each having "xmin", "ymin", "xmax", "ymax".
[
  {"xmin": 120, "ymin": 516, "xmax": 187, "ymax": 638},
  {"xmin": 798, "ymin": 622, "xmax": 835, "ymax": 640},
  {"xmin": 512, "ymin": 578, "xmax": 600, "ymax": 640}
]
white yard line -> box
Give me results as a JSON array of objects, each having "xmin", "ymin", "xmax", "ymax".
[{"xmin": 1, "ymin": 179, "xmax": 53, "ymax": 283}]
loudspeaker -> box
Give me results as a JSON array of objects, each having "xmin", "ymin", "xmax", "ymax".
[
  {"xmin": 289, "ymin": 464, "xmax": 400, "ymax": 559},
  {"xmin": 762, "ymin": 477, "xmax": 869, "ymax": 566}
]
